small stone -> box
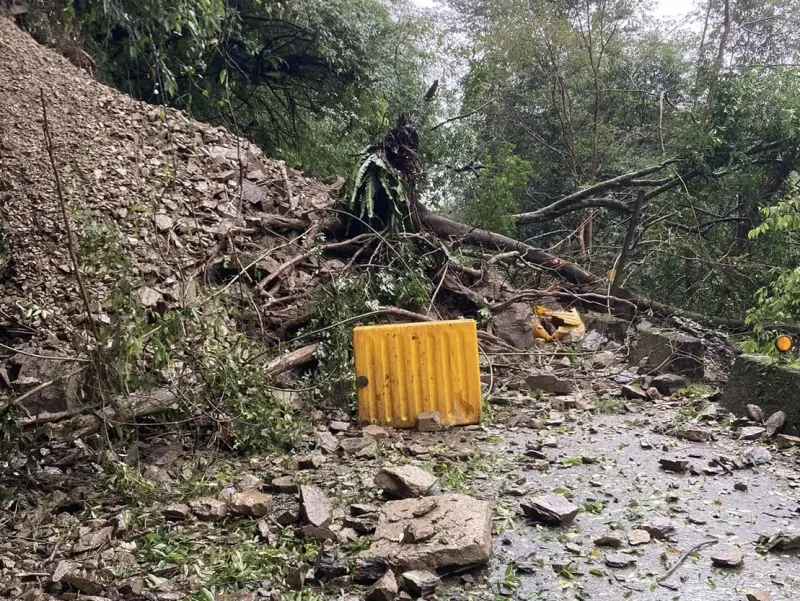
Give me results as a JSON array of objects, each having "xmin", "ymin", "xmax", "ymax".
[
  {"xmin": 605, "ymin": 553, "xmax": 636, "ymax": 568},
  {"xmin": 676, "ymin": 426, "xmax": 711, "ymax": 442},
  {"xmin": 734, "ymin": 481, "xmax": 748, "ymax": 491},
  {"xmin": 542, "ymin": 436, "xmax": 558, "ymax": 448},
  {"xmin": 345, "ymin": 516, "xmax": 379, "ymax": 535},
  {"xmin": 401, "ymin": 570, "xmax": 441, "ymax": 597},
  {"xmin": 329, "ymin": 420, "xmax": 350, "ymax": 432},
  {"xmin": 363, "ymin": 425, "xmax": 390, "ymax": 439},
  {"xmin": 287, "ymin": 565, "xmax": 306, "ymax": 590},
  {"xmin": 300, "ymin": 525, "xmax": 336, "ymax": 543},
  {"xmin": 189, "ymin": 498, "xmax": 228, "ymax": 521},
  {"xmin": 272, "ymin": 476, "xmax": 298, "ymax": 493},
  {"xmin": 238, "ymin": 474, "xmax": 263, "ymax": 490},
  {"xmin": 765, "ymin": 411, "xmax": 786, "ymax": 437},
  {"xmin": 351, "ymin": 503, "xmax": 379, "ymax": 516},
  {"xmin": 521, "ymin": 494, "xmax": 579, "ymax": 526},
  {"xmin": 659, "ymin": 457, "xmax": 689, "ymax": 473},
  {"xmin": 642, "ymin": 516, "xmax": 675, "ymax": 540},
  {"xmin": 621, "ymin": 384, "xmax": 648, "ymax": 400},
  {"xmin": 592, "ymin": 351, "xmax": 616, "ymax": 369},
  {"xmin": 339, "ymin": 437, "xmax": 376, "ymax": 455},
  {"xmin": 742, "ymin": 446, "xmax": 771, "ymax": 466},
  {"xmin": 356, "ymin": 438, "xmax": 378, "ymax": 459},
  {"xmin": 776, "ymin": 434, "xmax": 800, "ymax": 448},
  {"xmin": 527, "ymin": 374, "xmax": 575, "ymax": 395},
  {"xmin": 687, "ymin": 512, "xmax": 707, "ymax": 525},
  {"xmin": 417, "ymin": 412, "xmax": 443, "ymax": 433},
  {"xmin": 353, "ymin": 558, "xmax": 390, "ymax": 583},
  {"xmin": 565, "ymin": 542, "xmax": 582, "ymax": 555},
  {"xmin": 710, "ymin": 548, "xmax": 744, "ymax": 568},
  {"xmin": 646, "ymin": 386, "xmax": 662, "ymax": 400},
  {"xmin": 374, "ymin": 466, "xmax": 437, "ymax": 499},
  {"xmin": 297, "ymin": 454, "xmax": 327, "ymax": 470},
  {"xmin": 628, "ymin": 529, "xmax": 651, "ymax": 546},
  {"xmin": 740, "ymin": 426, "xmax": 766, "ymax": 440},
  {"xmin": 316, "ymin": 430, "xmax": 340, "ymax": 454},
  {"xmin": 314, "ymin": 545, "xmax": 349, "ymax": 580},
  {"xmin": 746, "ymin": 404, "xmax": 765, "ymax": 422},
  {"xmin": 154, "ymin": 213, "xmax": 174, "ymax": 232},
  {"xmin": 139, "ymin": 287, "xmax": 162, "ymax": 308},
  {"xmin": 163, "ymin": 503, "xmax": 191, "ymax": 521},
  {"xmin": 366, "ymin": 570, "xmax": 399, "ymax": 601},
  {"xmin": 275, "ymin": 509, "xmax": 300, "ymax": 526},
  {"xmin": 229, "ymin": 491, "xmax": 274, "ymax": 518},
  {"xmin": 338, "ymin": 528, "xmax": 359, "ymax": 544},
  {"xmin": 745, "ymin": 588, "xmax": 772, "ymax": 601},
  {"xmin": 594, "ymin": 535, "xmax": 623, "ymax": 548},
  {"xmin": 118, "ymin": 578, "xmax": 145, "ymax": 596},
  {"xmin": 300, "ymin": 485, "xmax": 333, "ymax": 528}
]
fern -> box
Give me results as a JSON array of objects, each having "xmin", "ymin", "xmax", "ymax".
[{"xmin": 348, "ymin": 150, "xmax": 410, "ymax": 229}]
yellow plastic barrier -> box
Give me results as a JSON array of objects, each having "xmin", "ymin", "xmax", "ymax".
[
  {"xmin": 532, "ymin": 306, "xmax": 585, "ymax": 342},
  {"xmin": 353, "ymin": 320, "xmax": 482, "ymax": 428}
]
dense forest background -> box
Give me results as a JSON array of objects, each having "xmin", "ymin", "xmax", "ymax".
[{"xmin": 13, "ymin": 0, "xmax": 800, "ymax": 332}]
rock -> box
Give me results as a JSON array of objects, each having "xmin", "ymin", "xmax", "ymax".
[
  {"xmin": 642, "ymin": 517, "xmax": 674, "ymax": 540},
  {"xmin": 722, "ymin": 355, "xmax": 800, "ymax": 436},
  {"xmin": 742, "ymin": 446, "xmax": 771, "ymax": 466},
  {"xmin": 765, "ymin": 411, "xmax": 786, "ymax": 437},
  {"xmin": 345, "ymin": 516, "xmax": 379, "ymax": 535},
  {"xmin": 592, "ymin": 351, "xmax": 616, "ymax": 369},
  {"xmin": 621, "ymin": 384, "xmax": 649, "ymax": 400},
  {"xmin": 710, "ymin": 548, "xmax": 744, "ymax": 568},
  {"xmin": 363, "ymin": 424, "xmax": 390, "ymax": 439},
  {"xmin": 329, "ymin": 420, "xmax": 350, "ymax": 432},
  {"xmin": 646, "ymin": 387, "xmax": 662, "ymax": 400},
  {"xmin": 163, "ymin": 503, "xmax": 191, "ymax": 521},
  {"xmin": 359, "ymin": 494, "xmax": 492, "ymax": 571},
  {"xmin": 594, "ymin": 535, "xmax": 624, "ymax": 548},
  {"xmin": 734, "ymin": 481, "xmax": 748, "ymax": 491},
  {"xmin": 493, "ymin": 303, "xmax": 535, "ymax": 349},
  {"xmin": 401, "ymin": 570, "xmax": 440, "ymax": 597},
  {"xmin": 314, "ymin": 545, "xmax": 349, "ymax": 580},
  {"xmin": 297, "ymin": 454, "xmax": 327, "ymax": 470},
  {"xmin": 521, "ymin": 494, "xmax": 579, "ymax": 526},
  {"xmin": 583, "ymin": 313, "xmax": 629, "ymax": 342},
  {"xmin": 374, "ymin": 466, "xmax": 437, "ymax": 499},
  {"xmin": 353, "ymin": 558, "xmax": 391, "ymax": 583},
  {"xmin": 652, "ymin": 373, "xmax": 688, "ymax": 396},
  {"xmin": 316, "ymin": 430, "xmax": 340, "ymax": 454},
  {"xmin": 631, "ymin": 329, "xmax": 704, "ymax": 378},
  {"xmin": 275, "ymin": 509, "xmax": 300, "ymax": 526},
  {"xmin": 189, "ymin": 498, "xmax": 228, "ymax": 521},
  {"xmin": 229, "ymin": 490, "xmax": 274, "ymax": 518},
  {"xmin": 287, "ymin": 565, "xmax": 306, "ymax": 590},
  {"xmin": 118, "ymin": 578, "xmax": 145, "ymax": 596},
  {"xmin": 73, "ymin": 526, "xmax": 114, "ymax": 553},
  {"xmin": 659, "ymin": 457, "xmax": 689, "ymax": 472},
  {"xmin": 402, "ymin": 520, "xmax": 436, "ymax": 543},
  {"xmin": 740, "ymin": 426, "xmax": 766, "ymax": 440},
  {"xmin": 676, "ymin": 426, "xmax": 711, "ymax": 442},
  {"xmin": 581, "ymin": 330, "xmax": 609, "ymax": 352},
  {"xmin": 272, "ymin": 476, "xmax": 298, "ymax": 493},
  {"xmin": 605, "ymin": 553, "xmax": 636, "ymax": 568},
  {"xmin": 300, "ymin": 525, "xmax": 336, "ymax": 543},
  {"xmin": 687, "ymin": 512, "xmax": 707, "ymax": 525},
  {"xmin": 338, "ymin": 528, "xmax": 359, "ymax": 544},
  {"xmin": 154, "ymin": 213, "xmax": 173, "ymax": 232},
  {"xmin": 416, "ymin": 412, "xmax": 442, "ymax": 433},
  {"xmin": 527, "ymin": 374, "xmax": 575, "ymax": 395},
  {"xmin": 746, "ymin": 404, "xmax": 765, "ymax": 422},
  {"xmin": 776, "ymin": 434, "xmax": 800, "ymax": 448},
  {"xmin": 238, "ymin": 474, "xmax": 263, "ymax": 490},
  {"xmin": 139, "ymin": 287, "xmax": 162, "ymax": 308},
  {"xmin": 351, "ymin": 503, "xmax": 380, "ymax": 516},
  {"xmin": 356, "ymin": 438, "xmax": 379, "ymax": 458},
  {"xmin": 300, "ymin": 485, "xmax": 333, "ymax": 528},
  {"xmin": 339, "ymin": 437, "xmax": 376, "ymax": 455},
  {"xmin": 628, "ymin": 529, "xmax": 651, "ymax": 546},
  {"xmin": 745, "ymin": 588, "xmax": 772, "ymax": 601},
  {"xmin": 366, "ymin": 570, "xmax": 399, "ymax": 601}
]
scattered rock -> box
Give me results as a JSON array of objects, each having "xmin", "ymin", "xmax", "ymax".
[
  {"xmin": 710, "ymin": 548, "xmax": 744, "ymax": 568},
  {"xmin": 746, "ymin": 404, "xmax": 765, "ymax": 422},
  {"xmin": 353, "ymin": 558, "xmax": 391, "ymax": 583},
  {"xmin": 338, "ymin": 528, "xmax": 359, "ymax": 544},
  {"xmin": 314, "ymin": 545, "xmax": 349, "ymax": 580},
  {"xmin": 297, "ymin": 454, "xmax": 328, "ymax": 470},
  {"xmin": 339, "ymin": 437, "xmax": 376, "ymax": 456},
  {"xmin": 356, "ymin": 437, "xmax": 379, "ymax": 458},
  {"xmin": 740, "ymin": 426, "xmax": 766, "ymax": 440},
  {"xmin": 238, "ymin": 474, "xmax": 263, "ymax": 490},
  {"xmin": 351, "ymin": 503, "xmax": 380, "ymax": 516},
  {"xmin": 592, "ymin": 351, "xmax": 616, "ymax": 369},
  {"xmin": 416, "ymin": 412, "xmax": 443, "ymax": 432},
  {"xmin": 272, "ymin": 475, "xmax": 298, "ymax": 493},
  {"xmin": 521, "ymin": 494, "xmax": 579, "ymax": 526},
  {"xmin": 316, "ymin": 430, "xmax": 340, "ymax": 454},
  {"xmin": 366, "ymin": 570, "xmax": 399, "ymax": 601},
  {"xmin": 189, "ymin": 498, "xmax": 228, "ymax": 521},
  {"xmin": 676, "ymin": 425, "xmax": 711, "ymax": 442},
  {"xmin": 527, "ymin": 374, "xmax": 575, "ymax": 395},
  {"xmin": 687, "ymin": 512, "xmax": 707, "ymax": 525},
  {"xmin": 493, "ymin": 303, "xmax": 535, "ymax": 349},
  {"xmin": 642, "ymin": 517, "xmax": 674, "ymax": 539},
  {"xmin": 651, "ymin": 373, "xmax": 688, "ymax": 396},
  {"xmin": 401, "ymin": 570, "xmax": 440, "ymax": 597},
  {"xmin": 363, "ymin": 424, "xmax": 390, "ymax": 439},
  {"xmin": 659, "ymin": 457, "xmax": 689, "ymax": 473},
  {"xmin": 329, "ymin": 420, "xmax": 350, "ymax": 432},
  {"xmin": 275, "ymin": 509, "xmax": 300, "ymax": 526},
  {"xmin": 118, "ymin": 578, "xmax": 145, "ymax": 596},
  {"xmin": 776, "ymin": 434, "xmax": 800, "ymax": 448},
  {"xmin": 745, "ymin": 588, "xmax": 772, "ymax": 601},
  {"xmin": 360, "ymin": 494, "xmax": 492, "ymax": 571},
  {"xmin": 628, "ymin": 529, "xmax": 651, "ymax": 546},
  {"xmin": 605, "ymin": 553, "xmax": 636, "ymax": 568},
  {"xmin": 594, "ymin": 535, "xmax": 623, "ymax": 548},
  {"xmin": 73, "ymin": 525, "xmax": 114, "ymax": 553},
  {"xmin": 154, "ymin": 213, "xmax": 173, "ymax": 232},
  {"xmin": 581, "ymin": 329, "xmax": 609, "ymax": 352},
  {"xmin": 742, "ymin": 446, "xmax": 771, "ymax": 467},
  {"xmin": 300, "ymin": 525, "xmax": 337, "ymax": 543},
  {"xmin": 228, "ymin": 490, "xmax": 273, "ymax": 518},
  {"xmin": 300, "ymin": 485, "xmax": 333, "ymax": 528},
  {"xmin": 402, "ymin": 520, "xmax": 436, "ymax": 543},
  {"xmin": 632, "ymin": 329, "xmax": 704, "ymax": 378},
  {"xmin": 621, "ymin": 384, "xmax": 648, "ymax": 401},
  {"xmin": 287, "ymin": 565, "xmax": 307, "ymax": 590},
  {"xmin": 734, "ymin": 481, "xmax": 748, "ymax": 491},
  {"xmin": 163, "ymin": 503, "xmax": 191, "ymax": 521},
  {"xmin": 646, "ymin": 386, "xmax": 662, "ymax": 400},
  {"xmin": 765, "ymin": 411, "xmax": 786, "ymax": 437},
  {"xmin": 374, "ymin": 466, "xmax": 437, "ymax": 499}
]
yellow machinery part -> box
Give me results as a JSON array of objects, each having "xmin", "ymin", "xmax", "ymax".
[
  {"xmin": 353, "ymin": 320, "xmax": 482, "ymax": 428},
  {"xmin": 532, "ymin": 307, "xmax": 585, "ymax": 342}
]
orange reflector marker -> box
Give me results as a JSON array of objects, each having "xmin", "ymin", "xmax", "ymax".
[
  {"xmin": 353, "ymin": 320, "xmax": 482, "ymax": 428},
  {"xmin": 776, "ymin": 335, "xmax": 793, "ymax": 353}
]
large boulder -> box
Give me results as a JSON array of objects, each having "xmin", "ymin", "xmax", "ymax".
[
  {"xmin": 359, "ymin": 494, "xmax": 493, "ymax": 571},
  {"xmin": 722, "ymin": 354, "xmax": 800, "ymax": 435},
  {"xmin": 583, "ymin": 313, "xmax": 629, "ymax": 342},
  {"xmin": 492, "ymin": 303, "xmax": 534, "ymax": 349},
  {"xmin": 630, "ymin": 328, "xmax": 704, "ymax": 378}
]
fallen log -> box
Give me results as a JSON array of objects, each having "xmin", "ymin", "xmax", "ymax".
[{"xmin": 266, "ymin": 343, "xmax": 319, "ymax": 377}]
